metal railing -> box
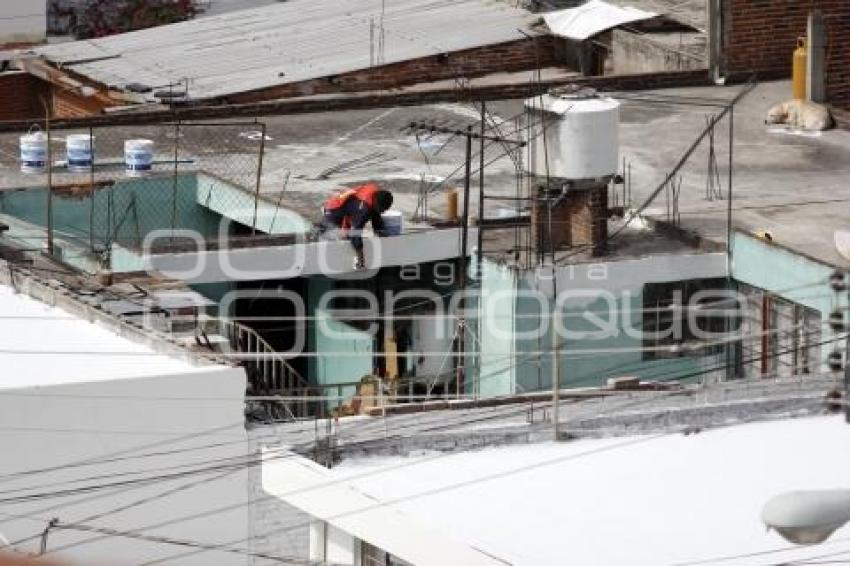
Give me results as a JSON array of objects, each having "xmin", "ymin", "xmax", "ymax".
[{"xmin": 198, "ymin": 316, "xmax": 312, "ymax": 418}]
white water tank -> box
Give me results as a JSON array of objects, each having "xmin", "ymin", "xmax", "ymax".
[{"xmin": 525, "ymin": 90, "xmax": 619, "ymax": 180}]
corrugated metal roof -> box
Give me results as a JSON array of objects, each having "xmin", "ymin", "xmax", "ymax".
[
  {"xmin": 35, "ymin": 0, "xmax": 538, "ymax": 101},
  {"xmin": 543, "ymin": 0, "xmax": 657, "ymax": 41}
]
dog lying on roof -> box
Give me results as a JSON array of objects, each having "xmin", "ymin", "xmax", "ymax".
[{"xmin": 766, "ymin": 99, "xmax": 833, "ymax": 131}]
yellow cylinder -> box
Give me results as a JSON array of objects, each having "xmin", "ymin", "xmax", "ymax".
[
  {"xmin": 792, "ymin": 37, "xmax": 807, "ymax": 100},
  {"xmin": 446, "ymin": 189, "xmax": 458, "ymax": 221}
]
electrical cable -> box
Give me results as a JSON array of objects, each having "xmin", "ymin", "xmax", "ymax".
[
  {"xmin": 33, "ymin": 341, "xmax": 843, "ymax": 560},
  {"xmin": 0, "ymin": 304, "xmax": 816, "ymax": 508},
  {"xmin": 26, "ymin": 346, "xmax": 840, "ymax": 564},
  {"xmin": 49, "ymin": 521, "xmax": 342, "ymax": 565},
  {"xmin": 136, "ymin": 433, "xmax": 669, "ymax": 565}
]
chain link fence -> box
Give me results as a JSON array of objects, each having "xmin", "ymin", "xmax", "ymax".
[{"xmin": 0, "ymin": 119, "xmax": 267, "ymax": 273}]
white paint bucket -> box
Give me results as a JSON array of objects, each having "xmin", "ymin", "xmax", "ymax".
[
  {"xmin": 125, "ymin": 139, "xmax": 154, "ymax": 177},
  {"xmin": 19, "ymin": 132, "xmax": 48, "ymax": 174},
  {"xmin": 381, "ymin": 210, "xmax": 403, "ymax": 236},
  {"xmin": 66, "ymin": 134, "xmax": 94, "ymax": 172}
]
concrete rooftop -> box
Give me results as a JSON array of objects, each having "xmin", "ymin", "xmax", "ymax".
[
  {"xmin": 3, "ymin": 79, "xmax": 846, "ymax": 269},
  {"xmin": 614, "ymin": 80, "xmax": 850, "ymax": 268}
]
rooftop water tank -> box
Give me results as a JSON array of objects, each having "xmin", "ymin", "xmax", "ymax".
[{"xmin": 525, "ymin": 87, "xmax": 619, "ymax": 181}]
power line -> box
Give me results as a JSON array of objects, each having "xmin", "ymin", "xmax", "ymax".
[
  {"xmin": 43, "ymin": 357, "xmax": 843, "ymax": 561},
  {"xmin": 1, "ymin": 288, "xmax": 836, "ymax": 556},
  {"xmin": 32, "ymin": 356, "xmax": 841, "ymax": 563},
  {"xmin": 11, "ymin": 399, "xmax": 561, "ymax": 554},
  {"xmin": 48, "ymin": 521, "xmax": 337, "ymax": 565},
  {"xmin": 671, "ymin": 538, "xmax": 850, "ymax": 566},
  {"xmin": 138, "ymin": 434, "xmax": 668, "ymax": 565}
]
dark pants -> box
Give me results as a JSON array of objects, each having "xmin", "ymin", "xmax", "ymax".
[
  {"xmin": 316, "ymin": 198, "xmax": 367, "ymax": 251},
  {"xmin": 318, "ymin": 206, "xmax": 347, "ymax": 234}
]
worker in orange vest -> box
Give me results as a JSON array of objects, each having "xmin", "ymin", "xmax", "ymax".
[{"xmin": 315, "ymin": 183, "xmax": 394, "ymax": 269}]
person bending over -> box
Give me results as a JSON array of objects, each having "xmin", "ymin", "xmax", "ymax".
[{"xmin": 316, "ymin": 183, "xmax": 394, "ymax": 269}]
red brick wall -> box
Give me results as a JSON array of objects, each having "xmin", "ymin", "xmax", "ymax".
[
  {"xmin": 227, "ymin": 37, "xmax": 559, "ymax": 104},
  {"xmin": 0, "ymin": 72, "xmax": 49, "ymax": 121},
  {"xmin": 532, "ymin": 186, "xmax": 608, "ymax": 257},
  {"xmin": 723, "ymin": 1, "xmax": 850, "ymax": 109}
]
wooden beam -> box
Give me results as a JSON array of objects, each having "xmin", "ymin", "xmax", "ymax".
[{"xmin": 14, "ymin": 57, "xmax": 117, "ymax": 111}]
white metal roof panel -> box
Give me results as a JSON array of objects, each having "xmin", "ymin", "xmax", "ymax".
[
  {"xmin": 262, "ymin": 450, "xmax": 504, "ymax": 566},
  {"xmin": 543, "ymin": 0, "xmax": 657, "ymax": 41},
  {"xmin": 34, "ymin": 0, "xmax": 537, "ymax": 101}
]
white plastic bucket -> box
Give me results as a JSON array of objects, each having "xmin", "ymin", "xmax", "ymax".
[
  {"xmin": 125, "ymin": 139, "xmax": 154, "ymax": 177},
  {"xmin": 381, "ymin": 210, "xmax": 404, "ymax": 236},
  {"xmin": 20, "ymin": 132, "xmax": 47, "ymax": 174},
  {"xmin": 66, "ymin": 134, "xmax": 94, "ymax": 172}
]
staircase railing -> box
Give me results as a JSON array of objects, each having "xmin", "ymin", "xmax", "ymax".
[{"xmin": 198, "ymin": 316, "xmax": 312, "ymax": 418}]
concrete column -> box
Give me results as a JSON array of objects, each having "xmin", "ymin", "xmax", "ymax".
[
  {"xmin": 311, "ymin": 520, "xmax": 361, "ymax": 566},
  {"xmin": 807, "ymin": 10, "xmax": 826, "ymax": 103},
  {"xmin": 309, "ymin": 521, "xmax": 326, "ymax": 563}
]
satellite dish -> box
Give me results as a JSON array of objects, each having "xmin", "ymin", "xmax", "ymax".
[{"xmin": 835, "ymin": 230, "xmax": 850, "ymax": 262}]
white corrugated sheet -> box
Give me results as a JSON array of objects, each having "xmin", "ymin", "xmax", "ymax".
[
  {"xmin": 34, "ymin": 0, "xmax": 536, "ymax": 101},
  {"xmin": 543, "ymin": 0, "xmax": 657, "ymax": 40}
]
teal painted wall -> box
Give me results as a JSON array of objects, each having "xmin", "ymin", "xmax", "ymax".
[
  {"xmin": 307, "ymin": 277, "xmax": 373, "ymax": 406},
  {"xmin": 0, "ymin": 174, "xmax": 223, "ymax": 273},
  {"xmin": 196, "ymin": 173, "xmax": 311, "ymax": 235},
  {"xmin": 511, "ymin": 278, "xmax": 710, "ymax": 394},
  {"xmin": 731, "ymin": 233, "xmax": 835, "ymax": 315},
  {"xmin": 476, "ymin": 261, "xmax": 516, "ymax": 396},
  {"xmin": 0, "ymin": 175, "xmax": 219, "ymax": 251},
  {"xmin": 731, "ymin": 232, "xmax": 839, "ymax": 366},
  {"xmin": 478, "ymin": 254, "xmax": 728, "ymax": 396}
]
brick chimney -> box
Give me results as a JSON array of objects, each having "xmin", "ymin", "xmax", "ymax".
[{"xmin": 531, "ymin": 179, "xmax": 609, "ymax": 257}]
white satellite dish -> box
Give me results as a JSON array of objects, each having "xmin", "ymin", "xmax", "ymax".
[{"xmin": 835, "ymin": 230, "xmax": 850, "ymax": 262}]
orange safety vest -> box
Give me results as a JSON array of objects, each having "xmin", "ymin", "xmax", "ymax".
[
  {"xmin": 323, "ymin": 183, "xmax": 380, "ymax": 212},
  {"xmin": 323, "ymin": 184, "xmax": 380, "ymax": 230}
]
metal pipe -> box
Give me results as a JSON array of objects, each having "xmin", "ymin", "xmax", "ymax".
[
  {"xmin": 170, "ymin": 121, "xmax": 180, "ymax": 243},
  {"xmin": 552, "ymin": 305, "xmax": 560, "ymax": 441},
  {"xmin": 726, "ymin": 106, "xmax": 735, "ymax": 380},
  {"xmin": 252, "ymin": 122, "xmax": 266, "ymax": 235},
  {"xmin": 457, "ymin": 125, "xmax": 473, "ymax": 397},
  {"xmin": 44, "ymin": 91, "xmax": 54, "ymax": 257},
  {"xmin": 477, "ymin": 100, "xmax": 486, "ymax": 399}
]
